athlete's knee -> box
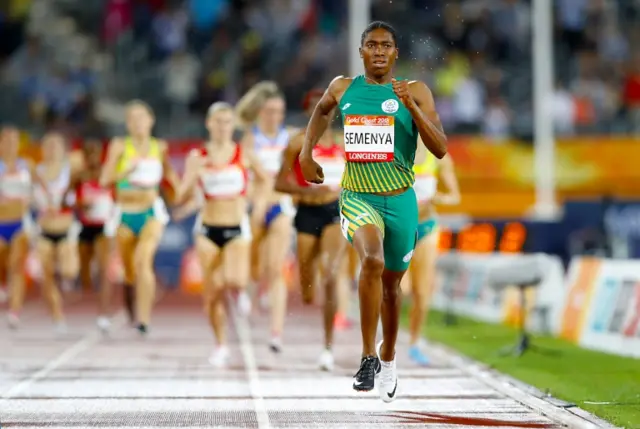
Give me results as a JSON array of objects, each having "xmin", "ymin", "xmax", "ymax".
[
  {"xmin": 412, "ymin": 288, "xmax": 428, "ymax": 310},
  {"xmin": 360, "ymin": 253, "xmax": 385, "ymax": 278},
  {"xmin": 133, "ymin": 248, "xmax": 155, "ymax": 274}
]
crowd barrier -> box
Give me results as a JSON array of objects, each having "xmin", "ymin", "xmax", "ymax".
[{"xmin": 433, "ymin": 253, "xmax": 640, "ymax": 358}]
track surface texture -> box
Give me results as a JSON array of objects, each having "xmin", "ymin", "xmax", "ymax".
[{"xmin": 1, "ymin": 291, "xmax": 607, "ymax": 428}]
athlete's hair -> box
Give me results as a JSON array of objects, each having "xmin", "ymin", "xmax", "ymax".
[
  {"xmin": 208, "ymin": 101, "xmax": 234, "ymax": 117},
  {"xmin": 235, "ymin": 81, "xmax": 283, "ymax": 128},
  {"xmin": 125, "ymin": 99, "xmax": 155, "ymax": 118},
  {"xmin": 360, "ymin": 21, "xmax": 397, "ymax": 46}
]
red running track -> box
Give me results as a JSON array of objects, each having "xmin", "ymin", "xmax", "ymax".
[{"xmin": 0, "ymin": 290, "xmax": 584, "ymax": 428}]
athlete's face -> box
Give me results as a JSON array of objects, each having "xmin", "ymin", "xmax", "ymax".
[
  {"xmin": 126, "ymin": 105, "xmax": 154, "ymax": 137},
  {"xmin": 360, "ymin": 28, "xmax": 398, "ymax": 77},
  {"xmin": 41, "ymin": 133, "xmax": 66, "ymax": 162},
  {"xmin": 83, "ymin": 140, "xmax": 103, "ymax": 168},
  {"xmin": 259, "ymin": 97, "xmax": 285, "ymax": 131},
  {"xmin": 206, "ymin": 110, "xmax": 235, "ymax": 142},
  {"xmin": 0, "ymin": 128, "xmax": 20, "ymax": 158}
]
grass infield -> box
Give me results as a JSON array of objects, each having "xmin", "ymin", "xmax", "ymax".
[{"xmin": 401, "ymin": 308, "xmax": 640, "ymax": 428}]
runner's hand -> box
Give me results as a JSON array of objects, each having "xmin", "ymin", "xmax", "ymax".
[
  {"xmin": 392, "ymin": 78, "xmax": 413, "ymax": 108},
  {"xmin": 299, "ymin": 153, "xmax": 324, "ymax": 184}
]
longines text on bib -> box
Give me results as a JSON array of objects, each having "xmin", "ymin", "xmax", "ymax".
[{"xmin": 343, "ymin": 115, "xmax": 395, "ymax": 162}]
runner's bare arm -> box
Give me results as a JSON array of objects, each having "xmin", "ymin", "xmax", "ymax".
[
  {"xmin": 172, "ymin": 194, "xmax": 202, "ymax": 221},
  {"xmin": 175, "ymin": 151, "xmax": 202, "ymax": 205},
  {"xmin": 243, "ymin": 150, "xmax": 268, "ymax": 183},
  {"xmin": 69, "ymin": 149, "xmax": 85, "ymax": 175},
  {"xmin": 301, "ymin": 76, "xmax": 350, "ymax": 159},
  {"xmin": 274, "ymin": 133, "xmax": 328, "ymax": 196},
  {"xmin": 159, "ymin": 141, "xmax": 180, "ymax": 205},
  {"xmin": 408, "ymin": 81, "xmax": 447, "ymax": 159},
  {"xmin": 99, "ymin": 138, "xmax": 126, "ymax": 187},
  {"xmin": 27, "ymin": 159, "xmax": 53, "ymax": 206},
  {"xmin": 433, "ymin": 154, "xmax": 460, "ymax": 205}
]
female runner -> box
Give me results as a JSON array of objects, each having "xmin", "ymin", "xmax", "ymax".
[
  {"xmin": 176, "ymin": 102, "xmax": 266, "ymax": 367},
  {"xmin": 274, "ymin": 88, "xmax": 347, "ymax": 370},
  {"xmin": 236, "ymin": 82, "xmax": 295, "ymax": 352},
  {"xmin": 1, "ymin": 126, "xmax": 40, "ymax": 328},
  {"xmin": 100, "ymin": 100, "xmax": 179, "ymax": 335},
  {"xmin": 406, "ymin": 141, "xmax": 460, "ymax": 365},
  {"xmin": 32, "ymin": 131, "xmax": 81, "ymax": 332},
  {"xmin": 71, "ymin": 139, "xmax": 115, "ymax": 332}
]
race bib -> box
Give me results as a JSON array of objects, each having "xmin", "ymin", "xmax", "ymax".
[
  {"xmin": 316, "ymin": 157, "xmax": 345, "ymax": 189},
  {"xmin": 413, "ymin": 175, "xmax": 437, "ymax": 203},
  {"xmin": 128, "ymin": 159, "xmax": 163, "ymax": 187},
  {"xmin": 200, "ymin": 167, "xmax": 245, "ymax": 198},
  {"xmin": 87, "ymin": 193, "xmax": 114, "ymax": 222},
  {"xmin": 343, "ymin": 115, "xmax": 395, "ymax": 162},
  {"xmin": 256, "ymin": 147, "xmax": 283, "ymax": 175}
]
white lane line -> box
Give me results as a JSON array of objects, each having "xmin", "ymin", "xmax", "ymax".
[
  {"xmin": 1, "ymin": 314, "xmax": 126, "ymax": 400},
  {"xmin": 229, "ymin": 302, "xmax": 271, "ymax": 429}
]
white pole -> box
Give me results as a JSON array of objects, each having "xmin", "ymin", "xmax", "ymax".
[
  {"xmin": 348, "ymin": 0, "xmax": 370, "ymax": 77},
  {"xmin": 531, "ymin": 0, "xmax": 559, "ymax": 219}
]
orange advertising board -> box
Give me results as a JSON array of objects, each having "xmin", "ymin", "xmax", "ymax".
[{"xmin": 437, "ymin": 137, "xmax": 640, "ymax": 217}]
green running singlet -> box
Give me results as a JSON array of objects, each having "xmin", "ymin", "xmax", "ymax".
[{"xmin": 337, "ymin": 75, "xmax": 420, "ymax": 271}]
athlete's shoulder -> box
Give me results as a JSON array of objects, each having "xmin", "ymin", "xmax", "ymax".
[
  {"xmin": 328, "ymin": 76, "xmax": 353, "ymax": 94},
  {"xmin": 155, "ymin": 138, "xmax": 168, "ymax": 152},
  {"xmin": 407, "ymin": 80, "xmax": 434, "ymax": 98},
  {"xmin": 108, "ymin": 137, "xmax": 126, "ymax": 149}
]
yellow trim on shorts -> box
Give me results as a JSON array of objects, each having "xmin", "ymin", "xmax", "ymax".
[{"xmin": 339, "ymin": 192, "xmax": 385, "ymax": 239}]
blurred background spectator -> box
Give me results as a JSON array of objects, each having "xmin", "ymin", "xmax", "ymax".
[{"xmin": 0, "ymin": 0, "xmax": 639, "ymax": 139}]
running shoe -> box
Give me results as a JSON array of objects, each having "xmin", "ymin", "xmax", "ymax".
[
  {"xmin": 7, "ymin": 311, "xmax": 19, "ymax": 329},
  {"xmin": 96, "ymin": 316, "xmax": 111, "ymax": 333},
  {"xmin": 209, "ymin": 345, "xmax": 230, "ymax": 368},
  {"xmin": 269, "ymin": 335, "xmax": 282, "ymax": 353},
  {"xmin": 54, "ymin": 320, "xmax": 68, "ymax": 335},
  {"xmin": 408, "ymin": 340, "xmax": 430, "ymax": 366},
  {"xmin": 318, "ymin": 349, "xmax": 334, "ymax": 372},
  {"xmin": 333, "ymin": 312, "xmax": 353, "ymax": 331},
  {"xmin": 352, "ymin": 355, "xmax": 381, "ymax": 391},
  {"xmin": 137, "ymin": 323, "xmax": 148, "ymax": 337},
  {"xmin": 376, "ymin": 340, "xmax": 398, "ymax": 402}
]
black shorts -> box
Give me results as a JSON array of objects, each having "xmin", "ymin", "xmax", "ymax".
[
  {"xmin": 41, "ymin": 231, "xmax": 68, "ymax": 244},
  {"xmin": 200, "ymin": 224, "xmax": 243, "ymax": 248},
  {"xmin": 294, "ymin": 200, "xmax": 340, "ymax": 238},
  {"xmin": 79, "ymin": 225, "xmax": 104, "ymax": 244}
]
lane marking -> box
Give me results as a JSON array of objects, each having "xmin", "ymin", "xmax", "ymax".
[
  {"xmin": 229, "ymin": 300, "xmax": 271, "ymax": 429},
  {"xmin": 1, "ymin": 313, "xmax": 126, "ymax": 400}
]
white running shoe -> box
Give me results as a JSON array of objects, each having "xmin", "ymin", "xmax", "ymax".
[
  {"xmin": 376, "ymin": 340, "xmax": 398, "ymax": 403},
  {"xmin": 237, "ymin": 291, "xmax": 252, "ymax": 316},
  {"xmin": 269, "ymin": 336, "xmax": 282, "ymax": 353},
  {"xmin": 7, "ymin": 312, "xmax": 19, "ymax": 329},
  {"xmin": 54, "ymin": 320, "xmax": 68, "ymax": 336},
  {"xmin": 96, "ymin": 316, "xmax": 111, "ymax": 332},
  {"xmin": 318, "ymin": 349, "xmax": 334, "ymax": 372},
  {"xmin": 208, "ymin": 345, "xmax": 230, "ymax": 368}
]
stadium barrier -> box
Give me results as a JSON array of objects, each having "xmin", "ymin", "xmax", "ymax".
[
  {"xmin": 433, "ymin": 253, "xmax": 640, "ymax": 358},
  {"xmin": 560, "ymin": 257, "xmax": 640, "ymax": 358}
]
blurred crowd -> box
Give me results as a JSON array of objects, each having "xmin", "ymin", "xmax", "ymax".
[{"xmin": 0, "ymin": 0, "xmax": 639, "ymax": 140}]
